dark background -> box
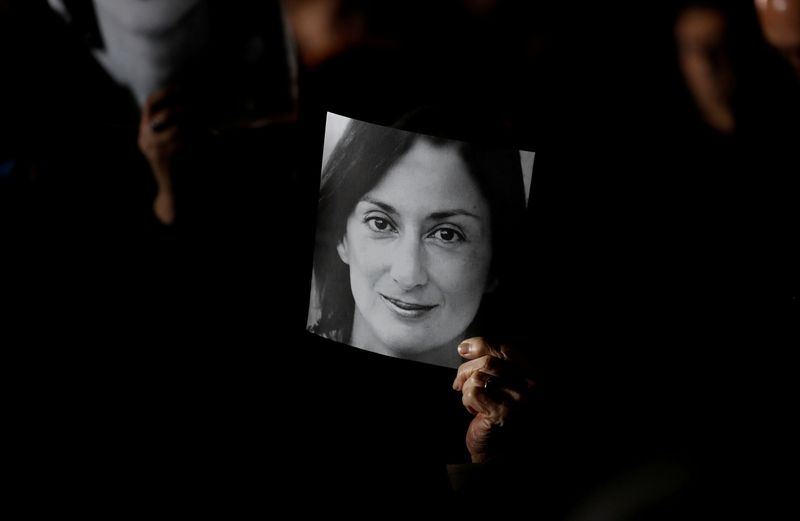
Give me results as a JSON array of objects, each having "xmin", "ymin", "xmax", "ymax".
[{"xmin": 2, "ymin": 0, "xmax": 797, "ymax": 516}]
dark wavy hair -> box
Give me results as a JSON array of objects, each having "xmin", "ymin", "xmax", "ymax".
[{"xmin": 310, "ymin": 114, "xmax": 527, "ymax": 344}]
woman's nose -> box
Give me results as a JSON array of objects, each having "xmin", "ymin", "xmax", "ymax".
[{"xmin": 390, "ymin": 236, "xmax": 428, "ymax": 290}]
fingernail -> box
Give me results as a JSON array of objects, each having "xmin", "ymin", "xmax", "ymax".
[{"xmin": 458, "ymin": 341, "xmax": 471, "ymax": 355}]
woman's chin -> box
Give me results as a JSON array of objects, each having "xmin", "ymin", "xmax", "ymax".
[{"xmin": 377, "ymin": 336, "xmax": 448, "ymax": 359}]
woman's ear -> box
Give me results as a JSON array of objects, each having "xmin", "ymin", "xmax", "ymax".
[{"xmin": 336, "ymin": 237, "xmax": 350, "ymax": 265}]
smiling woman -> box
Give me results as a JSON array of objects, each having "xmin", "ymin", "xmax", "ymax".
[{"xmin": 307, "ymin": 113, "xmax": 528, "ymax": 368}]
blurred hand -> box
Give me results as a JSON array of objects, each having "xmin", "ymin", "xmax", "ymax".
[
  {"xmin": 138, "ymin": 87, "xmax": 185, "ymax": 225},
  {"xmin": 453, "ymin": 337, "xmax": 536, "ymax": 463}
]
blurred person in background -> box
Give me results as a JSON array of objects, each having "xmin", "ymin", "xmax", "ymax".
[
  {"xmin": 47, "ymin": 0, "xmax": 297, "ymax": 225},
  {"xmin": 283, "ymin": 0, "xmax": 367, "ymax": 69},
  {"xmin": 670, "ymin": 0, "xmax": 783, "ymax": 139},
  {"xmin": 2, "ymin": 1, "xmax": 301, "ymax": 342},
  {"xmin": 674, "ymin": 1, "xmax": 738, "ymax": 134},
  {"xmin": 753, "ymin": 0, "xmax": 800, "ymax": 307},
  {"xmin": 756, "ymin": 0, "xmax": 800, "ymax": 80}
]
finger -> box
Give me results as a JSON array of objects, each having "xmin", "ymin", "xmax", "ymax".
[
  {"xmin": 151, "ymin": 124, "xmax": 181, "ymax": 146},
  {"xmin": 457, "ymin": 337, "xmax": 498, "ymax": 360},
  {"xmin": 453, "ymin": 353, "xmax": 535, "ymax": 393},
  {"xmin": 461, "ymin": 371, "xmax": 513, "ymax": 424},
  {"xmin": 459, "ymin": 336, "xmax": 533, "ymax": 371},
  {"xmin": 140, "ymin": 125, "xmax": 182, "ymax": 151},
  {"xmin": 149, "ymin": 106, "xmax": 186, "ymax": 132},
  {"xmin": 473, "ymin": 370, "xmax": 528, "ymax": 406},
  {"xmin": 138, "ymin": 128, "xmax": 182, "ymax": 159},
  {"xmin": 461, "ymin": 370, "xmax": 495, "ymax": 416},
  {"xmin": 452, "ymin": 354, "xmax": 504, "ymax": 391},
  {"xmin": 144, "ymin": 86, "xmax": 181, "ymax": 116},
  {"xmin": 142, "ymin": 90, "xmax": 169, "ymax": 123},
  {"xmin": 149, "ymin": 112, "xmax": 170, "ymax": 132}
]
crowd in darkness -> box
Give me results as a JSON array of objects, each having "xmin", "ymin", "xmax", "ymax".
[{"xmin": 1, "ymin": 0, "xmax": 797, "ymax": 517}]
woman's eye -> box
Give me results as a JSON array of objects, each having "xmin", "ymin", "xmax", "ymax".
[
  {"xmin": 430, "ymin": 227, "xmax": 465, "ymax": 243},
  {"xmin": 366, "ymin": 217, "xmax": 394, "ymax": 233}
]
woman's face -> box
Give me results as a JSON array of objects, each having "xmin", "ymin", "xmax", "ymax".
[{"xmin": 337, "ymin": 139, "xmax": 493, "ymax": 361}]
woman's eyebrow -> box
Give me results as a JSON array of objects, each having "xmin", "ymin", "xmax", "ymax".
[
  {"xmin": 428, "ymin": 210, "xmax": 482, "ymax": 221},
  {"xmin": 360, "ymin": 197, "xmax": 482, "ymax": 221},
  {"xmin": 360, "ymin": 197, "xmax": 398, "ymax": 215}
]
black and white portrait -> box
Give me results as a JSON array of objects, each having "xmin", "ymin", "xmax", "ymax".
[{"xmin": 307, "ymin": 113, "xmax": 533, "ymax": 368}]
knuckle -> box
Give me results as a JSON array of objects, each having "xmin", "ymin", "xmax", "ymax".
[
  {"xmin": 483, "ymin": 355, "xmax": 500, "ymax": 372},
  {"xmin": 462, "ymin": 390, "xmax": 475, "ymax": 408},
  {"xmin": 469, "ymin": 371, "xmax": 485, "ymax": 386},
  {"xmin": 486, "ymin": 406, "xmax": 504, "ymax": 425}
]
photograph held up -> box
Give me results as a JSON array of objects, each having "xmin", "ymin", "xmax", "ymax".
[{"xmin": 307, "ymin": 112, "xmax": 533, "ymax": 369}]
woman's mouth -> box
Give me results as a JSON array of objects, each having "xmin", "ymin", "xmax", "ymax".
[{"xmin": 379, "ymin": 294, "xmax": 437, "ymax": 319}]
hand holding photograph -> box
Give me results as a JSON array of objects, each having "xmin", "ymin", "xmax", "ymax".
[{"xmin": 307, "ymin": 112, "xmax": 533, "ymax": 368}]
